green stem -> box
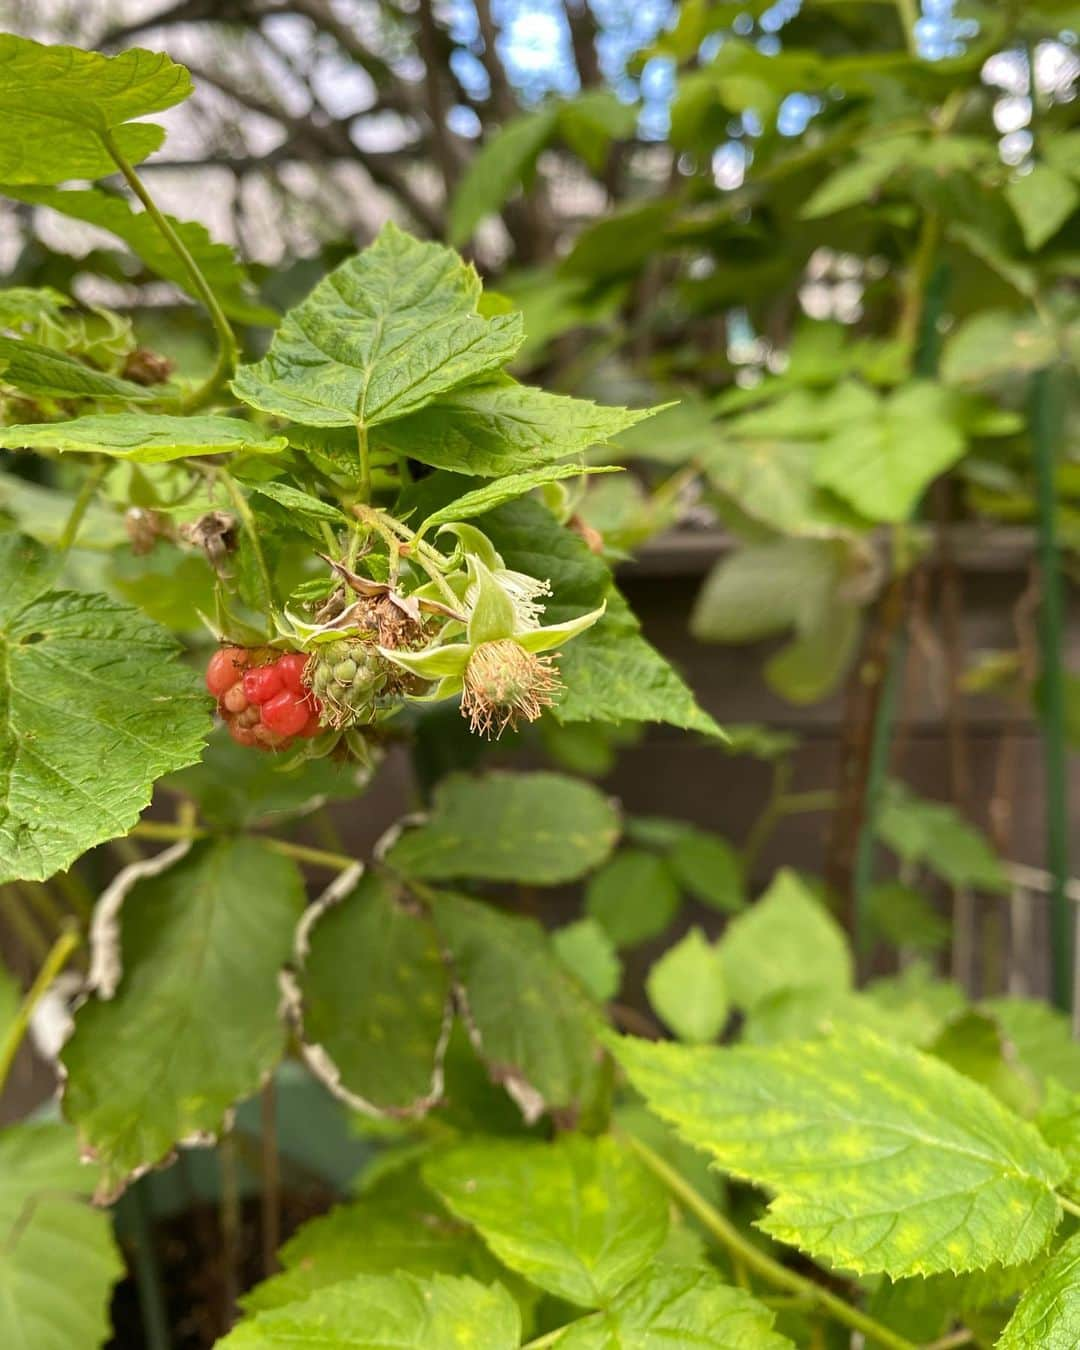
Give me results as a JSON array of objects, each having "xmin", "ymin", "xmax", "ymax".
[
  {"xmin": 0, "ymin": 925, "xmax": 80, "ymax": 1096},
  {"xmin": 628, "ymin": 1136, "xmax": 918, "ymax": 1350},
  {"xmin": 1031, "ymin": 366, "xmax": 1071, "ymax": 1013},
  {"xmin": 103, "ymin": 130, "xmax": 238, "ymax": 410},
  {"xmin": 1059, "ymin": 1194, "xmax": 1080, "ymax": 1220},
  {"xmin": 742, "ymin": 759, "xmax": 792, "ymax": 876},
  {"xmin": 130, "ymin": 820, "xmax": 356, "ymax": 872},
  {"xmin": 522, "ymin": 1329, "xmax": 572, "ymax": 1350},
  {"xmin": 894, "ymin": 0, "xmax": 920, "ymax": 55},
  {"xmin": 219, "ymin": 469, "xmax": 275, "ymax": 623},
  {"xmin": 357, "ymin": 423, "xmax": 372, "ymax": 504},
  {"xmin": 57, "ymin": 461, "xmax": 107, "ymax": 552},
  {"xmin": 117, "ymin": 1184, "xmax": 172, "ymax": 1350}
]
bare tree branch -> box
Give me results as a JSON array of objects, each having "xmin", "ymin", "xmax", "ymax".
[
  {"xmin": 416, "ymin": 0, "xmax": 460, "ymax": 203},
  {"xmin": 472, "ymin": 0, "xmax": 516, "ymax": 121},
  {"xmin": 564, "ymin": 0, "xmax": 603, "ymax": 89}
]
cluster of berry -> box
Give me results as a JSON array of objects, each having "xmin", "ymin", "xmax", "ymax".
[{"xmin": 205, "ymin": 647, "xmax": 322, "ymax": 750}]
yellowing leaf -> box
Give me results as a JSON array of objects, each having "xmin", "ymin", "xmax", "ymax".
[{"xmin": 612, "ymin": 1028, "xmax": 1067, "ymax": 1278}]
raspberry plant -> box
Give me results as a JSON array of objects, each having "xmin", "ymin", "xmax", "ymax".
[{"xmin": 0, "ymin": 28, "xmax": 1078, "ymax": 1350}]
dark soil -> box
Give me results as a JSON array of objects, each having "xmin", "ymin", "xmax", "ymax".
[{"xmin": 107, "ymin": 1186, "xmax": 334, "ymax": 1348}]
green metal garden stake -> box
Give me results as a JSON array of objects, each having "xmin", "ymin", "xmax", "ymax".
[{"xmin": 1030, "ymin": 364, "xmax": 1071, "ymax": 1013}]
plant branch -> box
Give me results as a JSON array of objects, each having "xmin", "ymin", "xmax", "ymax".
[
  {"xmin": 130, "ymin": 821, "xmax": 357, "ymax": 872},
  {"xmin": 219, "ymin": 468, "xmax": 276, "ymax": 624},
  {"xmin": 103, "ymin": 130, "xmax": 238, "ymax": 410},
  {"xmin": 58, "ymin": 462, "xmax": 108, "ymax": 552},
  {"xmin": 0, "ymin": 924, "xmax": 80, "ymax": 1097},
  {"xmin": 627, "ymin": 1135, "xmax": 918, "ymax": 1350},
  {"xmin": 894, "ymin": 0, "xmax": 920, "ymax": 56}
]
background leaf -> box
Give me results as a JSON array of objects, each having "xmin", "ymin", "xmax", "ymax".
[
  {"xmin": 0, "ymin": 1123, "xmax": 123, "ymax": 1348},
  {"xmin": 425, "ymin": 1135, "xmax": 669, "ymax": 1306},
  {"xmin": 387, "ymin": 771, "xmax": 619, "ymax": 885},
  {"xmin": 646, "ymin": 928, "xmax": 728, "ymax": 1043},
  {"xmin": 220, "ymin": 1271, "xmax": 520, "ymax": 1349},
  {"xmin": 449, "ymin": 108, "xmax": 559, "ymax": 245},
  {"xmin": 552, "ymin": 918, "xmax": 622, "ymax": 1002},
  {"xmin": 553, "ymin": 1266, "xmax": 795, "ymax": 1348},
  {"xmin": 585, "ymin": 849, "xmax": 681, "ymax": 948},
  {"xmin": 62, "ymin": 838, "xmax": 304, "ymax": 1199},
  {"xmin": 997, "ymin": 1231, "xmax": 1080, "ymax": 1348},
  {"xmin": 717, "ymin": 869, "xmax": 852, "ymax": 1013},
  {"xmin": 0, "ymin": 534, "xmax": 209, "ymax": 884},
  {"xmin": 0, "ymin": 335, "xmax": 154, "ymax": 401}
]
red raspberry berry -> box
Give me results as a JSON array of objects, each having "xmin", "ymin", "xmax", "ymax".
[
  {"xmin": 206, "ymin": 647, "xmax": 249, "ymax": 696},
  {"xmin": 228, "ymin": 721, "xmax": 257, "ymax": 748},
  {"xmin": 299, "ymin": 708, "xmax": 323, "ymax": 737},
  {"xmin": 243, "ymin": 663, "xmax": 283, "ymax": 704},
  {"xmin": 276, "ymin": 652, "xmax": 308, "ymax": 696},
  {"xmin": 261, "ymin": 690, "xmax": 310, "ymax": 737},
  {"xmin": 252, "ymin": 723, "xmax": 286, "ymax": 750},
  {"xmin": 222, "ymin": 684, "xmax": 249, "ymax": 714}
]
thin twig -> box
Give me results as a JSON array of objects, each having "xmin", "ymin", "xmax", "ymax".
[
  {"xmin": 260, "ymin": 1080, "xmax": 281, "ymax": 1279},
  {"xmin": 0, "ymin": 925, "xmax": 80, "ymax": 1097},
  {"xmin": 218, "ymin": 1130, "xmax": 242, "ymax": 1332},
  {"xmin": 58, "ymin": 462, "xmax": 107, "ymax": 552},
  {"xmin": 627, "ymin": 1135, "xmax": 918, "ymax": 1350}
]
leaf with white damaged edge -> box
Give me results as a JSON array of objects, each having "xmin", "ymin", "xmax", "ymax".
[
  {"xmin": 424, "ymin": 1135, "xmax": 669, "ymax": 1306},
  {"xmin": 0, "ymin": 413, "xmax": 287, "ymax": 462},
  {"xmin": 611, "ymin": 1028, "xmax": 1066, "ymax": 1278},
  {"xmin": 553, "ymin": 1265, "xmax": 795, "ymax": 1348},
  {"xmin": 219, "ymin": 1271, "xmax": 520, "ymax": 1350},
  {"xmin": 387, "ymin": 771, "xmax": 619, "ymax": 885},
  {"xmin": 61, "ymin": 838, "xmax": 304, "ymax": 1200},
  {"xmin": 233, "ymin": 222, "xmax": 523, "ymax": 428},
  {"xmin": 427, "ymin": 890, "xmax": 601, "ymax": 1118},
  {"xmin": 292, "ymin": 869, "xmax": 451, "ymax": 1116},
  {"xmin": 998, "ymin": 1231, "xmax": 1080, "ymax": 1348},
  {"xmin": 0, "ymin": 534, "xmax": 209, "ymax": 885},
  {"xmin": 0, "ymin": 1122, "xmax": 124, "ymax": 1349}
]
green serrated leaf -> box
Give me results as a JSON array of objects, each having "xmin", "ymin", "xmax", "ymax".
[
  {"xmin": 220, "ymin": 1271, "xmax": 520, "ymax": 1349},
  {"xmin": 690, "ymin": 538, "xmax": 842, "ymax": 644},
  {"xmin": 983, "ymin": 998, "xmax": 1080, "ymax": 1098},
  {"xmin": 164, "ymin": 727, "xmax": 368, "ymax": 828},
  {"xmin": 62, "ymin": 838, "xmax": 304, "ymax": 1200},
  {"xmin": 427, "ymin": 890, "xmax": 601, "ymax": 1116},
  {"xmin": 553, "ymin": 918, "xmax": 622, "ymax": 1002},
  {"xmin": 0, "ymin": 334, "xmax": 154, "ymax": 401},
  {"xmin": 0, "ymin": 1122, "xmax": 124, "ymax": 1348},
  {"xmin": 248, "ymin": 479, "xmax": 349, "ymax": 523},
  {"xmin": 387, "ymin": 771, "xmax": 619, "ymax": 885},
  {"xmin": 3, "ymin": 184, "xmax": 275, "ymax": 324},
  {"xmin": 0, "ymin": 413, "xmax": 287, "ymax": 461},
  {"xmin": 295, "ymin": 870, "xmax": 450, "ymax": 1114},
  {"xmin": 449, "ymin": 107, "xmax": 559, "ymax": 245},
  {"xmin": 0, "ymin": 534, "xmax": 209, "ymax": 884},
  {"xmin": 585, "ymin": 849, "xmax": 681, "ymax": 948},
  {"xmin": 667, "ymin": 829, "xmax": 745, "ymax": 912},
  {"xmin": 646, "ymin": 928, "xmax": 728, "ymax": 1044},
  {"xmin": 612, "ymin": 1028, "xmax": 1067, "ymax": 1278},
  {"xmin": 1006, "ymin": 163, "xmax": 1080, "ymax": 251},
  {"xmin": 878, "ymin": 781, "xmax": 1008, "ymax": 893},
  {"xmin": 425, "ymin": 1135, "xmax": 669, "ymax": 1306},
  {"xmin": 241, "ymin": 1187, "xmax": 503, "ymax": 1313},
  {"xmin": 373, "ymin": 379, "xmax": 653, "ymax": 476},
  {"xmin": 552, "ymin": 1265, "xmax": 795, "ymax": 1349},
  {"xmin": 233, "ymin": 222, "xmax": 523, "ymax": 428},
  {"xmin": 998, "ymin": 1231, "xmax": 1080, "ymax": 1348},
  {"xmin": 929, "ymin": 1009, "xmax": 1040, "ymax": 1116},
  {"xmin": 814, "ymin": 383, "xmax": 966, "ymax": 523},
  {"xmin": 0, "ymin": 36, "xmax": 191, "ymax": 184},
  {"xmin": 420, "ymin": 465, "xmax": 621, "ymax": 535},
  {"xmin": 557, "ymin": 590, "xmax": 723, "ymax": 737},
  {"xmin": 718, "ymin": 869, "xmax": 852, "ymax": 1013}
]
